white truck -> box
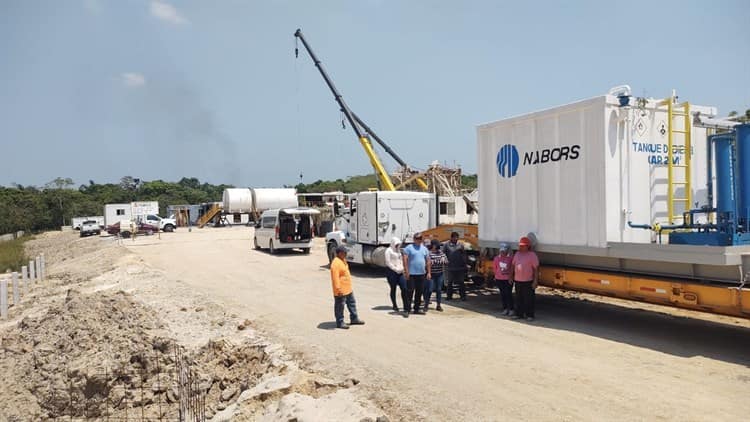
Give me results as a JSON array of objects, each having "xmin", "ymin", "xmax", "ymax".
[
  {"xmin": 325, "ymin": 191, "xmax": 436, "ymax": 266},
  {"xmin": 142, "ymin": 214, "xmax": 177, "ymax": 232},
  {"xmin": 72, "ymin": 216, "xmax": 104, "ymax": 230}
]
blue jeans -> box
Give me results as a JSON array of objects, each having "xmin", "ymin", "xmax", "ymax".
[
  {"xmin": 424, "ymin": 272, "xmax": 444, "ymax": 305},
  {"xmin": 334, "ymin": 293, "xmax": 359, "ymax": 326}
]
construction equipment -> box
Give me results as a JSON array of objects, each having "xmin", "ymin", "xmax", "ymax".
[{"xmin": 294, "ymin": 29, "xmax": 428, "ymax": 191}]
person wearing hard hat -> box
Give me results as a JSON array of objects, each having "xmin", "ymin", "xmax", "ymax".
[
  {"xmin": 509, "ymin": 236, "xmax": 539, "ymax": 321},
  {"xmin": 493, "ymin": 243, "xmax": 514, "ymax": 315},
  {"xmin": 330, "ymin": 245, "xmax": 365, "ymax": 329}
]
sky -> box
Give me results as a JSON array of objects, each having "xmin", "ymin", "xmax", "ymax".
[{"xmin": 1, "ymin": 0, "xmax": 748, "ymax": 188}]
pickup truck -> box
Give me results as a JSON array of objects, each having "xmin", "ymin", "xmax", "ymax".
[
  {"xmin": 106, "ymin": 220, "xmax": 159, "ymax": 238},
  {"xmin": 143, "ymin": 214, "xmax": 177, "ymax": 232},
  {"xmin": 80, "ymin": 220, "xmax": 101, "ymax": 237}
]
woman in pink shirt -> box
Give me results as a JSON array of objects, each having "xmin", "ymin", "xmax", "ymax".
[
  {"xmin": 492, "ymin": 243, "xmax": 514, "ymax": 315},
  {"xmin": 510, "ymin": 236, "xmax": 539, "ymax": 321}
]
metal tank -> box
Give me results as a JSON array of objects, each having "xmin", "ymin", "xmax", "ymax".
[
  {"xmin": 251, "ymin": 188, "xmax": 298, "ymax": 213},
  {"xmin": 713, "ymin": 134, "xmax": 735, "ymax": 218},
  {"xmin": 735, "ymin": 124, "xmax": 750, "ymax": 225},
  {"xmin": 222, "ymin": 188, "xmax": 253, "ymax": 213}
]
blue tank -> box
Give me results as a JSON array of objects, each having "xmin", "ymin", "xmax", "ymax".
[
  {"xmin": 713, "ymin": 134, "xmax": 735, "ymax": 218},
  {"xmin": 736, "ymin": 124, "xmax": 750, "ymax": 225}
]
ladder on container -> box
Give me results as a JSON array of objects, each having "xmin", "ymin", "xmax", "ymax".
[
  {"xmin": 197, "ymin": 204, "xmax": 222, "ymax": 228},
  {"xmin": 658, "ymin": 95, "xmax": 692, "ymax": 224}
]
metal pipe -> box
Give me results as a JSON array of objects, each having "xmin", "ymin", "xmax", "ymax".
[
  {"xmin": 693, "ymin": 112, "xmax": 741, "ymax": 130},
  {"xmin": 627, "ymin": 221, "xmax": 653, "ymax": 230}
]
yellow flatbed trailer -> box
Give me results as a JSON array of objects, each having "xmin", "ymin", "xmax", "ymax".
[{"xmin": 424, "ymin": 224, "xmax": 750, "ymax": 319}]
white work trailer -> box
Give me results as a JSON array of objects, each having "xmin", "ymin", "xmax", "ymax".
[
  {"xmin": 478, "ymin": 90, "xmax": 715, "ymax": 249},
  {"xmin": 104, "ymin": 201, "xmax": 159, "ymax": 227}
]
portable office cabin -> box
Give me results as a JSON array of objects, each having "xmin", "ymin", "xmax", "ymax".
[
  {"xmin": 477, "ymin": 91, "xmax": 716, "ymax": 250},
  {"xmin": 104, "ymin": 204, "xmax": 132, "ymax": 227}
]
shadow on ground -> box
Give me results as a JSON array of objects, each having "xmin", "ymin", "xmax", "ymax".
[{"xmin": 350, "ymin": 264, "xmax": 750, "ymax": 366}]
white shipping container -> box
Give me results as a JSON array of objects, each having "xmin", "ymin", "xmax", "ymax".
[{"xmin": 477, "ymin": 92, "xmax": 716, "ymax": 250}]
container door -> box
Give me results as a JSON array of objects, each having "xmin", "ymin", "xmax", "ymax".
[{"xmin": 357, "ymin": 193, "xmax": 378, "ymax": 245}]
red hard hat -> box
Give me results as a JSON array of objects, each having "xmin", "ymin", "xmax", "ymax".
[{"xmin": 519, "ymin": 236, "xmax": 531, "ymax": 246}]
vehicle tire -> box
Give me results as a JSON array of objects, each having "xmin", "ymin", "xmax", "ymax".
[
  {"xmin": 164, "ymin": 224, "xmax": 175, "ymax": 233},
  {"xmin": 327, "ymin": 242, "xmax": 336, "ymax": 263},
  {"xmin": 269, "ymin": 240, "xmax": 276, "ymax": 254},
  {"xmin": 302, "ymin": 247, "xmax": 310, "ymax": 254},
  {"xmin": 253, "ymin": 237, "xmax": 260, "ymax": 250},
  {"xmin": 121, "ymin": 231, "xmax": 131, "ymax": 239}
]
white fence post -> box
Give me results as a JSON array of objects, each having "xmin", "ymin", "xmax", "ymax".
[
  {"xmin": 40, "ymin": 253, "xmax": 46, "ymax": 280},
  {"xmin": 35, "ymin": 256, "xmax": 41, "ymax": 281},
  {"xmin": 29, "ymin": 260, "xmax": 35, "ymax": 282},
  {"xmin": 21, "ymin": 265, "xmax": 28, "ymax": 294},
  {"xmin": 11, "ymin": 272, "xmax": 19, "ymax": 305},
  {"xmin": 1, "ymin": 278, "xmax": 7, "ymax": 319}
]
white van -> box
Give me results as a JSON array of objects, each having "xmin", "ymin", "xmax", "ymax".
[{"xmin": 253, "ymin": 207, "xmax": 320, "ymax": 254}]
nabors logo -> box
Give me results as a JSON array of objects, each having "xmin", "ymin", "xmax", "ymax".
[
  {"xmin": 496, "ymin": 144, "xmax": 581, "ymax": 178},
  {"xmin": 496, "ymin": 144, "xmax": 520, "ymax": 178}
]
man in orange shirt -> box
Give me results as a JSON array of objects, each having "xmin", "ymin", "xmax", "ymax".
[{"xmin": 330, "ymin": 245, "xmax": 365, "ymax": 329}]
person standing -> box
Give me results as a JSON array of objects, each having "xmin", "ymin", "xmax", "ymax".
[
  {"xmin": 493, "ymin": 243, "xmax": 514, "ymax": 315},
  {"xmin": 443, "ymin": 232, "xmax": 467, "ymax": 301},
  {"xmin": 330, "ymin": 245, "xmax": 365, "ymax": 329},
  {"xmin": 385, "ymin": 237, "xmax": 408, "ymax": 314},
  {"xmin": 509, "ymin": 237, "xmax": 540, "ymax": 321},
  {"xmin": 425, "ymin": 239, "xmax": 448, "ymax": 312},
  {"xmin": 402, "ymin": 232, "xmax": 431, "ymax": 315}
]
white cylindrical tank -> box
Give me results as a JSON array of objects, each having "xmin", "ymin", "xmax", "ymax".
[
  {"xmin": 251, "ymin": 188, "xmax": 297, "ymax": 212},
  {"xmin": 223, "ymin": 188, "xmax": 253, "ymax": 213}
]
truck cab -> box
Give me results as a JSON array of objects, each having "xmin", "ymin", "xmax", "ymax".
[{"xmin": 326, "ymin": 191, "xmax": 435, "ymax": 265}]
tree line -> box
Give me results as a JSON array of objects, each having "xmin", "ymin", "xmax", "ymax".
[
  {"xmin": 0, "ymin": 173, "xmax": 481, "ymax": 235},
  {"xmin": 0, "ymin": 177, "xmax": 232, "ymax": 234}
]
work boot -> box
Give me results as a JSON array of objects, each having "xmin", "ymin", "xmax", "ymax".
[
  {"xmin": 350, "ymin": 320, "xmax": 365, "ymax": 325},
  {"xmin": 403, "ymin": 311, "xmax": 410, "ymax": 318},
  {"xmin": 423, "ymin": 305, "xmax": 429, "ymax": 313},
  {"xmin": 436, "ymin": 305, "xmax": 444, "ymax": 312},
  {"xmin": 337, "ymin": 323, "xmax": 350, "ymax": 329},
  {"xmin": 392, "ymin": 305, "xmax": 399, "ymax": 312}
]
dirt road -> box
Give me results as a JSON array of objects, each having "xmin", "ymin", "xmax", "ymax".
[{"xmin": 129, "ymin": 227, "xmax": 750, "ymax": 421}]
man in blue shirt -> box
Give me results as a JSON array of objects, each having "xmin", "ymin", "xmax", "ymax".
[{"xmin": 402, "ymin": 232, "xmax": 431, "ymax": 316}]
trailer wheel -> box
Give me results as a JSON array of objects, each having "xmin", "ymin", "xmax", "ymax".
[
  {"xmin": 302, "ymin": 247, "xmax": 310, "ymax": 254},
  {"xmin": 253, "ymin": 237, "xmax": 260, "ymax": 250},
  {"xmin": 269, "ymin": 240, "xmax": 276, "ymax": 254},
  {"xmin": 121, "ymin": 231, "xmax": 131, "ymax": 239}
]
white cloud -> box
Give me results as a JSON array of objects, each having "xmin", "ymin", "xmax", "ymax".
[
  {"xmin": 150, "ymin": 1, "xmax": 188, "ymax": 25},
  {"xmin": 121, "ymin": 73, "xmax": 146, "ymax": 88}
]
